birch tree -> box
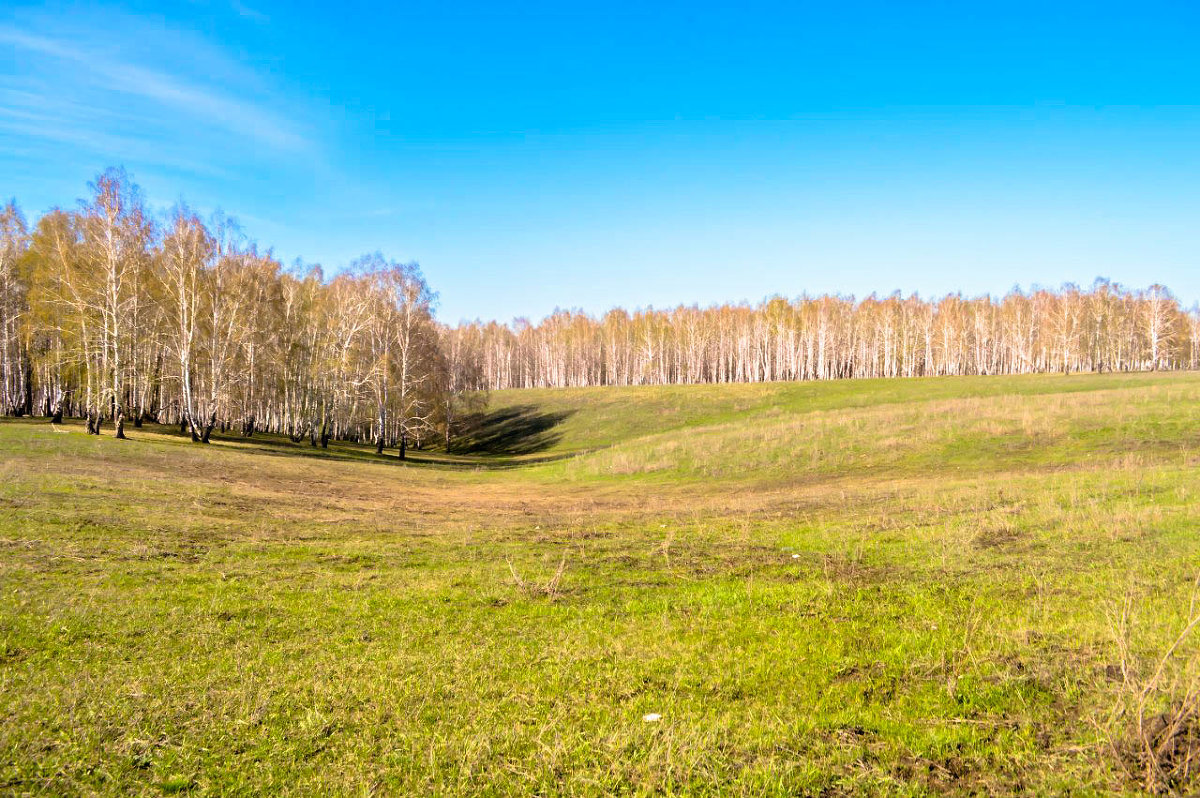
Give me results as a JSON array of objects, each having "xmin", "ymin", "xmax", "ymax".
[{"xmin": 0, "ymin": 201, "xmax": 30, "ymax": 415}]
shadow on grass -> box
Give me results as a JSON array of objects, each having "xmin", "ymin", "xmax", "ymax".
[
  {"xmin": 448, "ymin": 405, "xmax": 574, "ymax": 456},
  {"xmin": 7, "ymin": 412, "xmax": 581, "ymax": 471},
  {"xmin": 145, "ymin": 423, "xmax": 478, "ymax": 469}
]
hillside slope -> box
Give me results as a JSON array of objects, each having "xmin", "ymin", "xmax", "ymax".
[
  {"xmin": 480, "ymin": 373, "xmax": 1200, "ymax": 484},
  {"xmin": 3, "ymin": 372, "xmax": 1200, "ymax": 795}
]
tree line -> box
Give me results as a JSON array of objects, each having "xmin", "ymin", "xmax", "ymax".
[
  {"xmin": 0, "ymin": 169, "xmax": 481, "ymax": 454},
  {"xmin": 449, "ymin": 282, "xmax": 1200, "ymax": 390},
  {"xmin": 3, "ymin": 169, "xmax": 1199, "ymax": 447}
]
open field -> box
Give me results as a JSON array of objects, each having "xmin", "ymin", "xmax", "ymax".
[{"xmin": 3, "ymin": 372, "xmax": 1200, "ymax": 795}]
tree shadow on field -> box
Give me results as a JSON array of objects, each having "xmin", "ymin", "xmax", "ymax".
[{"xmin": 450, "ymin": 405, "xmax": 573, "ymax": 455}]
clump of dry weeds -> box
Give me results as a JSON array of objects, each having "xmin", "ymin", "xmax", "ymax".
[
  {"xmin": 1105, "ymin": 575, "xmax": 1200, "ymax": 794},
  {"xmin": 506, "ymin": 550, "xmax": 569, "ymax": 599}
]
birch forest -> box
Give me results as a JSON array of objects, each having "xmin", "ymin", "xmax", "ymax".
[
  {"xmin": 2, "ymin": 169, "xmax": 1199, "ymax": 446},
  {"xmin": 0, "ymin": 170, "xmax": 471, "ymax": 454},
  {"xmin": 454, "ymin": 282, "xmax": 1200, "ymax": 389}
]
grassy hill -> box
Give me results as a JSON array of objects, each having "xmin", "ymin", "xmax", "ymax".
[
  {"xmin": 3, "ymin": 372, "xmax": 1200, "ymax": 794},
  {"xmin": 484, "ymin": 370, "xmax": 1191, "ymax": 453}
]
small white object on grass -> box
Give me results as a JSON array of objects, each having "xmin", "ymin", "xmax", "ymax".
[
  {"xmin": 643, "ymin": 713, "xmax": 662, "ymax": 722},
  {"xmin": 792, "ymin": 554, "xmax": 800, "ymax": 559}
]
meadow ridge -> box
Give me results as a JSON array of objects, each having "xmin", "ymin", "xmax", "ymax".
[{"xmin": 3, "ymin": 371, "xmax": 1200, "ymax": 795}]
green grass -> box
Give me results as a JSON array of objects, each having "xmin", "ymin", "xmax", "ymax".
[
  {"xmin": 3, "ymin": 372, "xmax": 1200, "ymax": 794},
  {"xmin": 488, "ymin": 371, "xmax": 1187, "ymax": 455}
]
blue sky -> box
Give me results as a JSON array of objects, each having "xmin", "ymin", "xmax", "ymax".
[{"xmin": 2, "ymin": 1, "xmax": 1199, "ymax": 323}]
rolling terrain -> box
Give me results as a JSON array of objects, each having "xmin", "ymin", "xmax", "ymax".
[{"xmin": 3, "ymin": 372, "xmax": 1200, "ymax": 795}]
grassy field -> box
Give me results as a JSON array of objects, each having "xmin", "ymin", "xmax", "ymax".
[{"xmin": 3, "ymin": 372, "xmax": 1200, "ymax": 795}]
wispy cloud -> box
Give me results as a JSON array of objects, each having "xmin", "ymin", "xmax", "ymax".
[
  {"xmin": 0, "ymin": 74, "xmax": 238, "ymax": 176},
  {"xmin": 229, "ymin": 0, "xmax": 270, "ymax": 24},
  {"xmin": 0, "ymin": 24, "xmax": 308, "ymax": 153}
]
